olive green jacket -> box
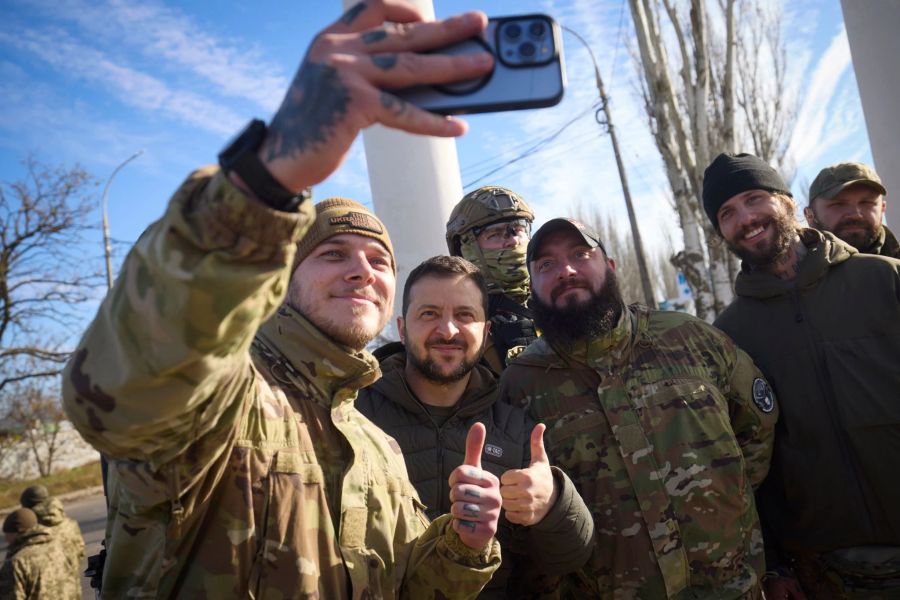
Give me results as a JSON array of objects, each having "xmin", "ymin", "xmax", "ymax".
[
  {"xmin": 62, "ymin": 167, "xmax": 500, "ymax": 599},
  {"xmin": 715, "ymin": 229, "xmax": 900, "ymax": 562},
  {"xmin": 501, "ymin": 305, "xmax": 778, "ymax": 599}
]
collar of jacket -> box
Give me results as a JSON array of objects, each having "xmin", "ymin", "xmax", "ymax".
[
  {"xmin": 7, "ymin": 525, "xmax": 52, "ymax": 555},
  {"xmin": 372, "ymin": 346, "xmax": 498, "ymax": 418},
  {"xmin": 864, "ymin": 225, "xmax": 900, "ymax": 258},
  {"xmin": 255, "ymin": 304, "xmax": 381, "ymax": 411},
  {"xmin": 29, "ymin": 498, "xmax": 64, "ymax": 526},
  {"xmin": 734, "ymin": 228, "xmax": 857, "ymax": 299}
]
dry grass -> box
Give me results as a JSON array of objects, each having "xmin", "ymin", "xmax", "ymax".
[{"xmin": 0, "ymin": 461, "xmax": 103, "ymax": 510}]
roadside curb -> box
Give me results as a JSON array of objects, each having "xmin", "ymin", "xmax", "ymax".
[{"xmin": 0, "ymin": 485, "xmax": 105, "ymax": 518}]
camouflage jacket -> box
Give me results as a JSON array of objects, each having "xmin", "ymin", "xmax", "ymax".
[
  {"xmin": 30, "ymin": 497, "xmax": 84, "ymax": 589},
  {"xmin": 0, "ymin": 525, "xmax": 76, "ymax": 600},
  {"xmin": 61, "ymin": 168, "xmax": 500, "ymax": 599},
  {"xmin": 500, "ymin": 305, "xmax": 778, "ymax": 599}
]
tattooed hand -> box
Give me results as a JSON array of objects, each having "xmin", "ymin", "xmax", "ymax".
[
  {"xmin": 258, "ymin": 0, "xmax": 492, "ymax": 191},
  {"xmin": 500, "ymin": 423, "xmax": 558, "ymax": 526},
  {"xmin": 448, "ymin": 422, "xmax": 502, "ymax": 550}
]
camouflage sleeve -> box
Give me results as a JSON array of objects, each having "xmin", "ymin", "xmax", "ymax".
[
  {"xmin": 723, "ymin": 346, "xmax": 779, "ymax": 488},
  {"xmin": 0, "ymin": 559, "xmax": 26, "ymax": 600},
  {"xmin": 61, "ymin": 167, "xmax": 314, "ymax": 466},
  {"xmin": 524, "ymin": 467, "xmax": 594, "ymax": 576},
  {"xmin": 401, "ymin": 514, "xmax": 501, "ymax": 600}
]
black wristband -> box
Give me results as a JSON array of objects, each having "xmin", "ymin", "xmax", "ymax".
[{"xmin": 218, "ymin": 119, "xmax": 311, "ymax": 212}]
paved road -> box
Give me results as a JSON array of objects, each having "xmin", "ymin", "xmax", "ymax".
[{"xmin": 0, "ymin": 491, "xmax": 107, "ymax": 599}]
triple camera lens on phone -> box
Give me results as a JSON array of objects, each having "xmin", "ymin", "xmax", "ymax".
[{"xmin": 499, "ymin": 17, "xmax": 553, "ymax": 65}]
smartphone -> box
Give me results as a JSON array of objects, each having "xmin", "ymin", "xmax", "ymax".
[{"xmin": 396, "ymin": 14, "xmax": 566, "ymax": 115}]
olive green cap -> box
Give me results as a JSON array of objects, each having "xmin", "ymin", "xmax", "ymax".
[
  {"xmin": 446, "ymin": 186, "xmax": 534, "ymax": 255},
  {"xmin": 294, "ymin": 198, "xmax": 395, "ymax": 272},
  {"xmin": 809, "ymin": 162, "xmax": 887, "ymax": 203}
]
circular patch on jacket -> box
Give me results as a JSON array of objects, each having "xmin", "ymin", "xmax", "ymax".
[{"xmin": 752, "ymin": 378, "xmax": 775, "ymax": 413}]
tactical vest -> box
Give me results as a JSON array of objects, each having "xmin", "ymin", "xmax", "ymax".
[{"xmin": 487, "ymin": 294, "xmax": 537, "ymax": 366}]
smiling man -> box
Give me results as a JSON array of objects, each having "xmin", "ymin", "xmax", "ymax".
[
  {"xmin": 60, "ymin": 2, "xmax": 506, "ymax": 598},
  {"xmin": 705, "ymin": 152, "xmax": 900, "ymax": 598},
  {"xmin": 805, "ymin": 161, "xmax": 898, "ymax": 259},
  {"xmin": 500, "ymin": 218, "xmax": 778, "ymax": 599},
  {"xmin": 356, "ymin": 255, "xmax": 593, "ymax": 599}
]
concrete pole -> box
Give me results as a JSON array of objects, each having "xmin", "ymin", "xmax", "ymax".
[
  {"xmin": 841, "ymin": 1, "xmax": 900, "ymax": 234},
  {"xmin": 342, "ymin": 0, "xmax": 464, "ymax": 335},
  {"xmin": 101, "ymin": 150, "xmax": 143, "ymax": 289}
]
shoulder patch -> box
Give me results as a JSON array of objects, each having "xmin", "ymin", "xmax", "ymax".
[{"xmin": 752, "ymin": 378, "xmax": 775, "ymax": 413}]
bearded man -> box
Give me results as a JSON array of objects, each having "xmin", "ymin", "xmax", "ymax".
[
  {"xmin": 356, "ymin": 255, "xmax": 594, "ymax": 599},
  {"xmin": 500, "ymin": 217, "xmax": 778, "ymax": 599},
  {"xmin": 705, "ymin": 152, "xmax": 900, "ymax": 599}
]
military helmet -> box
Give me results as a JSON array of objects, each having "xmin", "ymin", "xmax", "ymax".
[{"xmin": 446, "ymin": 186, "xmax": 535, "ymax": 255}]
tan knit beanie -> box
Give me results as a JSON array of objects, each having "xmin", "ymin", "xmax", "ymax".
[{"xmin": 294, "ymin": 198, "xmax": 395, "ymax": 271}]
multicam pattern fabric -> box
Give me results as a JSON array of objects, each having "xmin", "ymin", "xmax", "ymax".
[
  {"xmin": 460, "ymin": 239, "xmax": 530, "ymax": 299},
  {"xmin": 500, "ymin": 305, "xmax": 778, "ymax": 599},
  {"xmin": 28, "ymin": 497, "xmax": 84, "ymax": 596},
  {"xmin": 61, "ymin": 167, "xmax": 500, "ymax": 599},
  {"xmin": 0, "ymin": 525, "xmax": 75, "ymax": 600}
]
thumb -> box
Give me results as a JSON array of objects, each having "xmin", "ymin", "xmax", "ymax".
[
  {"xmin": 529, "ymin": 423, "xmax": 549, "ymax": 467},
  {"xmin": 464, "ymin": 422, "xmax": 486, "ymax": 469}
]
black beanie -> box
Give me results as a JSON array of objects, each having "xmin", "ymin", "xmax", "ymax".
[{"xmin": 702, "ymin": 153, "xmax": 791, "ymax": 228}]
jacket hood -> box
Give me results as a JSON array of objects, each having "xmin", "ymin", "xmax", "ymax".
[
  {"xmin": 369, "ymin": 344, "xmax": 498, "ymax": 418},
  {"xmin": 30, "ymin": 497, "xmax": 65, "ymax": 527},
  {"xmin": 734, "ymin": 228, "xmax": 856, "ymax": 300},
  {"xmin": 7, "ymin": 524, "xmax": 53, "ymax": 556}
]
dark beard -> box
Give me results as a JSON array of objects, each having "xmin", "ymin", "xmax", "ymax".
[
  {"xmin": 407, "ymin": 342, "xmax": 482, "ymax": 385},
  {"xmin": 725, "ymin": 209, "xmax": 797, "ymax": 268},
  {"xmin": 830, "ymin": 221, "xmax": 880, "ymax": 252},
  {"xmin": 531, "ymin": 271, "xmax": 624, "ymax": 344}
]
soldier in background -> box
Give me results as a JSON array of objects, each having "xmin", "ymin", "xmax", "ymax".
[
  {"xmin": 0, "ymin": 507, "xmax": 73, "ymax": 599},
  {"xmin": 500, "ymin": 217, "xmax": 778, "ymax": 598},
  {"xmin": 357, "ymin": 255, "xmax": 594, "ymax": 598},
  {"xmin": 60, "ymin": 2, "xmax": 504, "ymax": 597},
  {"xmin": 20, "ymin": 485, "xmax": 84, "ymax": 595},
  {"xmin": 805, "ymin": 161, "xmax": 899, "ymax": 259},
  {"xmin": 446, "ymin": 186, "xmax": 537, "ymax": 373}
]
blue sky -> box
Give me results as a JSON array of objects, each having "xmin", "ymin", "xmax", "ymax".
[{"xmin": 0, "ymin": 0, "xmax": 871, "ymax": 284}]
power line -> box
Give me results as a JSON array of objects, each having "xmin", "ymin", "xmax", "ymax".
[{"xmin": 462, "ymin": 100, "xmax": 601, "ymax": 189}]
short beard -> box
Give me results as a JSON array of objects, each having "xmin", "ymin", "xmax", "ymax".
[
  {"xmin": 531, "ymin": 270, "xmax": 624, "ymax": 344},
  {"xmin": 831, "ymin": 221, "xmax": 880, "ymax": 252},
  {"xmin": 726, "ymin": 208, "xmax": 797, "ymax": 268},
  {"xmin": 407, "ymin": 341, "xmax": 482, "ymax": 385}
]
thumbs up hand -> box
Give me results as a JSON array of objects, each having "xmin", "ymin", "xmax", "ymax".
[
  {"xmin": 500, "ymin": 424, "xmax": 558, "ymax": 526},
  {"xmin": 448, "ymin": 422, "xmax": 502, "ymax": 550}
]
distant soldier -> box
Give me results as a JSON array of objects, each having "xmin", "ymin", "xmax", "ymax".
[
  {"xmin": 500, "ymin": 218, "xmax": 779, "ymax": 598},
  {"xmin": 805, "ymin": 161, "xmax": 899, "ymax": 258},
  {"xmin": 0, "ymin": 507, "xmax": 73, "ymax": 599},
  {"xmin": 446, "ymin": 186, "xmax": 537, "ymax": 373},
  {"xmin": 20, "ymin": 485, "xmax": 84, "ymax": 595}
]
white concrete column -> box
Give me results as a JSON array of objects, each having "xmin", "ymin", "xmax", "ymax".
[
  {"xmin": 341, "ymin": 0, "xmax": 464, "ymax": 337},
  {"xmin": 841, "ymin": 1, "xmax": 900, "ymax": 233}
]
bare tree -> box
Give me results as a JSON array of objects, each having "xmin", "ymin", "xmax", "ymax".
[
  {"xmin": 6, "ymin": 382, "xmax": 67, "ymax": 477},
  {"xmin": 0, "ymin": 156, "xmax": 100, "ymax": 394},
  {"xmin": 628, "ymin": 0, "xmax": 798, "ymax": 320}
]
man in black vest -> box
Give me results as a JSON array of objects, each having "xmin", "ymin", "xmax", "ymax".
[{"xmin": 357, "ymin": 255, "xmax": 593, "ymax": 599}]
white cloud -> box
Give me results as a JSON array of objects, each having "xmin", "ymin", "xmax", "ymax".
[
  {"xmin": 0, "ymin": 27, "xmax": 243, "ymax": 136},
  {"xmin": 786, "ymin": 26, "xmax": 852, "ymax": 165},
  {"xmin": 12, "ymin": 0, "xmax": 288, "ymax": 112}
]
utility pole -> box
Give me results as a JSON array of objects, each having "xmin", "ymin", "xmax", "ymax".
[
  {"xmin": 101, "ymin": 151, "xmax": 143, "ymax": 289},
  {"xmin": 563, "ymin": 27, "xmax": 656, "ymax": 307}
]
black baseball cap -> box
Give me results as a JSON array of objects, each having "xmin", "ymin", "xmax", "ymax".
[{"xmin": 526, "ymin": 218, "xmax": 607, "ymax": 268}]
